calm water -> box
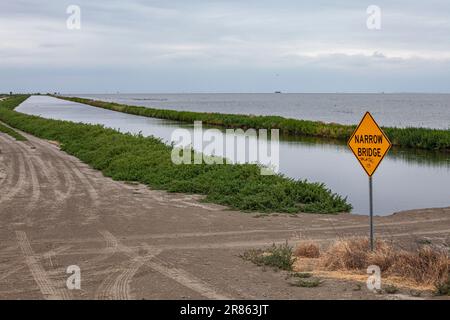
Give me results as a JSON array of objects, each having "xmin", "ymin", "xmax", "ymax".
[
  {"xmin": 71, "ymin": 93, "xmax": 450, "ymax": 129},
  {"xmin": 17, "ymin": 96, "xmax": 450, "ymax": 216}
]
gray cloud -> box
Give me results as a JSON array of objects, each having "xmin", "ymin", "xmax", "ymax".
[{"xmin": 1, "ymin": 0, "xmax": 450, "ymax": 92}]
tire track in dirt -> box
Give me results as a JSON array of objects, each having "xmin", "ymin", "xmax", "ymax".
[
  {"xmin": 26, "ymin": 153, "xmax": 77, "ymax": 221},
  {"xmin": 27, "ymin": 136, "xmax": 101, "ymax": 223},
  {"xmin": 95, "ymin": 231, "xmax": 147, "ymax": 300},
  {"xmin": 0, "ymin": 136, "xmax": 27, "ymax": 205},
  {"xmin": 0, "ymin": 131, "xmax": 77, "ymax": 220},
  {"xmin": 85, "ymin": 230, "xmax": 119, "ymax": 268},
  {"xmin": 0, "ymin": 245, "xmax": 71, "ymax": 282},
  {"xmin": 0, "ymin": 264, "xmax": 26, "ymax": 282},
  {"xmin": 41, "ymin": 245, "xmax": 73, "ymax": 268},
  {"xmin": 29, "ymin": 154, "xmax": 65, "ymax": 204},
  {"xmin": 55, "ymin": 160, "xmax": 77, "ymax": 204},
  {"xmin": 95, "ymin": 259, "xmax": 144, "ymax": 300},
  {"xmin": 15, "ymin": 231, "xmax": 71, "ymax": 300},
  {"xmin": 24, "ymin": 160, "xmax": 41, "ymax": 213},
  {"xmin": 7, "ymin": 140, "xmax": 42, "ymax": 223},
  {"xmin": 19, "ymin": 135, "xmax": 100, "ymax": 223},
  {"xmin": 98, "ymin": 231, "xmax": 230, "ymax": 300},
  {"xmin": 66, "ymin": 164, "xmax": 100, "ymax": 206},
  {"xmin": 0, "ymin": 136, "xmax": 11, "ymax": 189},
  {"xmin": 21, "ymin": 216, "xmax": 450, "ymax": 246},
  {"xmin": 1, "ymin": 133, "xmax": 83, "ymax": 224},
  {"xmin": 6, "ymin": 226, "xmax": 449, "ymax": 261},
  {"xmin": 91, "ymin": 234, "xmax": 139, "ymax": 300},
  {"xmin": 171, "ymin": 195, "xmax": 222, "ymax": 212},
  {"xmin": 26, "ymin": 139, "xmax": 79, "ymax": 204},
  {"xmin": 0, "ymin": 245, "xmax": 73, "ymax": 284}
]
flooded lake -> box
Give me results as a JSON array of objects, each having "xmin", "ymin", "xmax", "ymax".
[{"xmin": 17, "ymin": 95, "xmax": 450, "ymax": 216}]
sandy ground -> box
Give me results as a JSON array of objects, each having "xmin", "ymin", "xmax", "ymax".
[{"xmin": 0, "ymin": 126, "xmax": 449, "ymax": 300}]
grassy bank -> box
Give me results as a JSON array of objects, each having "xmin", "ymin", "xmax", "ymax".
[
  {"xmin": 0, "ymin": 121, "xmax": 26, "ymax": 141},
  {"xmin": 58, "ymin": 96, "xmax": 450, "ymax": 152},
  {"xmin": 0, "ymin": 95, "xmax": 351, "ymax": 214}
]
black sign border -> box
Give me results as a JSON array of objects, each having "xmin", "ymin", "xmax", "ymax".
[{"xmin": 347, "ymin": 111, "xmax": 392, "ymax": 177}]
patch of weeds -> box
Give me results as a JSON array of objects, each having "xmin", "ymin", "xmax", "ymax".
[
  {"xmin": 0, "ymin": 122, "xmax": 26, "ymax": 141},
  {"xmin": 252, "ymin": 213, "xmax": 268, "ymax": 218},
  {"xmin": 416, "ymin": 238, "xmax": 432, "ymax": 246},
  {"xmin": 353, "ymin": 284, "xmax": 362, "ymax": 291},
  {"xmin": 124, "ymin": 181, "xmax": 140, "ymax": 185},
  {"xmin": 434, "ymin": 275, "xmax": 450, "ymax": 296},
  {"xmin": 291, "ymin": 278, "xmax": 322, "ymax": 288},
  {"xmin": 241, "ymin": 242, "xmax": 295, "ymax": 271},
  {"xmin": 409, "ymin": 290, "xmax": 422, "ymax": 297},
  {"xmin": 290, "ymin": 272, "xmax": 313, "ymax": 279},
  {"xmin": 384, "ymin": 284, "xmax": 399, "ymax": 294}
]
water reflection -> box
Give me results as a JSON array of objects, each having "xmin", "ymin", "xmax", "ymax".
[{"xmin": 16, "ymin": 96, "xmax": 450, "ymax": 216}]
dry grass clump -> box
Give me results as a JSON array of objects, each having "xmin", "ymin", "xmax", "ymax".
[
  {"xmin": 392, "ymin": 246, "xmax": 449, "ymax": 285},
  {"xmin": 294, "ymin": 237, "xmax": 449, "ymax": 291},
  {"xmin": 321, "ymin": 238, "xmax": 395, "ymax": 271},
  {"xmin": 294, "ymin": 242, "xmax": 320, "ymax": 258}
]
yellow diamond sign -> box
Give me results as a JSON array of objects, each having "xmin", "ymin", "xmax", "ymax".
[{"xmin": 348, "ymin": 112, "xmax": 392, "ymax": 177}]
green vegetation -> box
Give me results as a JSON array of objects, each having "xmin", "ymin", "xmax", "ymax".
[
  {"xmin": 58, "ymin": 96, "xmax": 450, "ymax": 152},
  {"xmin": 290, "ymin": 278, "xmax": 322, "ymax": 288},
  {"xmin": 0, "ymin": 122, "xmax": 27, "ymax": 141},
  {"xmin": 240, "ymin": 243, "xmax": 296, "ymax": 271},
  {"xmin": 0, "ymin": 96, "xmax": 351, "ymax": 214},
  {"xmin": 290, "ymin": 272, "xmax": 313, "ymax": 279},
  {"xmin": 434, "ymin": 272, "xmax": 450, "ymax": 296},
  {"xmin": 384, "ymin": 284, "xmax": 399, "ymax": 294},
  {"xmin": 353, "ymin": 284, "xmax": 362, "ymax": 291}
]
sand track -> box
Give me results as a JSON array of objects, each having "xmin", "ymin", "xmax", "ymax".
[{"xmin": 0, "ymin": 126, "xmax": 449, "ymax": 300}]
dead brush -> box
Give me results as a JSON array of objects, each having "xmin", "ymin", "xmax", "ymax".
[
  {"xmin": 320, "ymin": 237, "xmax": 392, "ymax": 270},
  {"xmin": 307, "ymin": 237, "xmax": 449, "ymax": 289},
  {"xmin": 367, "ymin": 242, "xmax": 398, "ymax": 272},
  {"xmin": 391, "ymin": 246, "xmax": 449, "ymax": 285},
  {"xmin": 294, "ymin": 242, "xmax": 320, "ymax": 258}
]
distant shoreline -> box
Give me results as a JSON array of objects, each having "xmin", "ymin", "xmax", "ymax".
[
  {"xmin": 57, "ymin": 95, "xmax": 450, "ymax": 152},
  {"xmin": 57, "ymin": 92, "xmax": 450, "ymax": 95}
]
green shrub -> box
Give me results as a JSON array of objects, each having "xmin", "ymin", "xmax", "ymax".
[
  {"xmin": 0, "ymin": 96, "xmax": 351, "ymax": 214},
  {"xmin": 384, "ymin": 284, "xmax": 399, "ymax": 294},
  {"xmin": 291, "ymin": 278, "xmax": 322, "ymax": 288},
  {"xmin": 241, "ymin": 243, "xmax": 296, "ymax": 271},
  {"xmin": 290, "ymin": 272, "xmax": 313, "ymax": 279}
]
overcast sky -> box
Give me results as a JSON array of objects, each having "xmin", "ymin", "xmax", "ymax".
[{"xmin": 1, "ymin": 0, "xmax": 450, "ymax": 93}]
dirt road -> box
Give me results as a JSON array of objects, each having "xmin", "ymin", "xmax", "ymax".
[{"xmin": 0, "ymin": 127, "xmax": 449, "ymax": 299}]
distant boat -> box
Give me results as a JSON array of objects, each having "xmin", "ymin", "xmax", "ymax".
[{"xmin": 274, "ymin": 91, "xmax": 282, "ymax": 94}]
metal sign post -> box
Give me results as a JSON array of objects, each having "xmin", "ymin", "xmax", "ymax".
[
  {"xmin": 348, "ymin": 112, "xmax": 391, "ymax": 252},
  {"xmin": 369, "ymin": 176, "xmax": 374, "ymax": 251}
]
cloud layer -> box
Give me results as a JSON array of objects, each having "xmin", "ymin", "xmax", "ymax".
[{"xmin": 2, "ymin": 0, "xmax": 450, "ymax": 92}]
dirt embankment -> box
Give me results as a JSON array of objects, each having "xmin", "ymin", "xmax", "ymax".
[{"xmin": 0, "ymin": 127, "xmax": 449, "ymax": 299}]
